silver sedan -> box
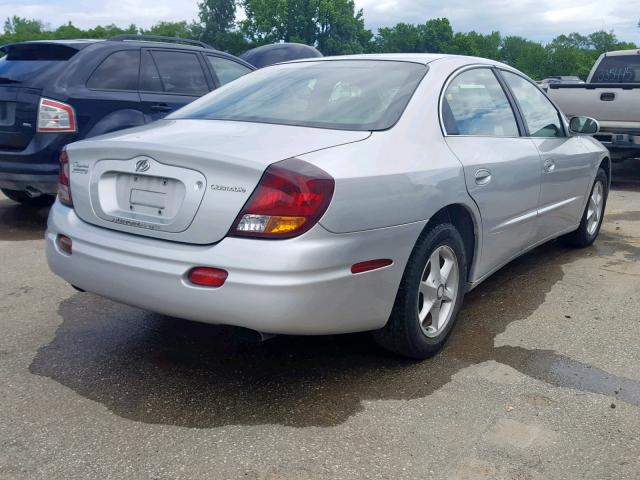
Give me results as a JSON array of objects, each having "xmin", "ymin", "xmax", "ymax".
[{"xmin": 46, "ymin": 54, "xmax": 609, "ymax": 358}]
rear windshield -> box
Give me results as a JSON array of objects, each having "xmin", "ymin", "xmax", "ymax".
[
  {"xmin": 0, "ymin": 43, "xmax": 77, "ymax": 84},
  {"xmin": 170, "ymin": 60, "xmax": 428, "ymax": 131},
  {"xmin": 591, "ymin": 55, "xmax": 640, "ymax": 83}
]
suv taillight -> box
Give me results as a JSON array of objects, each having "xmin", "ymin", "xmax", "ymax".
[
  {"xmin": 57, "ymin": 148, "xmax": 73, "ymax": 207},
  {"xmin": 230, "ymin": 158, "xmax": 334, "ymax": 239},
  {"xmin": 37, "ymin": 98, "xmax": 77, "ymax": 133}
]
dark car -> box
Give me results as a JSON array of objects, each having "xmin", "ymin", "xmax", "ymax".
[
  {"xmin": 240, "ymin": 42, "xmax": 322, "ymax": 68},
  {"xmin": 0, "ymin": 35, "xmax": 254, "ymax": 205}
]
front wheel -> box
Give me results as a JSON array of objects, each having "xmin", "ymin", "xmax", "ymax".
[
  {"xmin": 374, "ymin": 223, "xmax": 467, "ymax": 359},
  {"xmin": 559, "ymin": 168, "xmax": 608, "ymax": 248}
]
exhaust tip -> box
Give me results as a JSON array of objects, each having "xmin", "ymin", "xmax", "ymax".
[{"xmin": 24, "ymin": 186, "xmax": 42, "ymax": 199}]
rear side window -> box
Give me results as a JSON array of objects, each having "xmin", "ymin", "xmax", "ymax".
[
  {"xmin": 207, "ymin": 56, "xmax": 252, "ymax": 85},
  {"xmin": 591, "ymin": 55, "xmax": 640, "ymax": 83},
  {"xmin": 443, "ymin": 68, "xmax": 519, "ymax": 136},
  {"xmin": 87, "ymin": 50, "xmax": 140, "ymax": 91},
  {"xmin": 501, "ymin": 71, "xmax": 565, "ymax": 138},
  {"xmin": 145, "ymin": 51, "xmax": 208, "ymax": 96}
]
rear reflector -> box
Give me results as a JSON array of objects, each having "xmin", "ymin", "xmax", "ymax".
[
  {"xmin": 56, "ymin": 234, "xmax": 72, "ymax": 255},
  {"xmin": 351, "ymin": 259, "xmax": 393, "ymax": 274},
  {"xmin": 187, "ymin": 267, "xmax": 228, "ymax": 287}
]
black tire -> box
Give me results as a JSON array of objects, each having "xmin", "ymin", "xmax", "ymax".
[
  {"xmin": 374, "ymin": 223, "xmax": 468, "ymax": 359},
  {"xmin": 1, "ymin": 188, "xmax": 55, "ymax": 207},
  {"xmin": 559, "ymin": 168, "xmax": 608, "ymax": 248}
]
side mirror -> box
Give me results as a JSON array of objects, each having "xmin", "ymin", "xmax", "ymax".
[{"xmin": 569, "ymin": 116, "xmax": 599, "ymax": 135}]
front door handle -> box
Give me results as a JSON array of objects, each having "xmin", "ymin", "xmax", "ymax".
[
  {"xmin": 543, "ymin": 159, "xmax": 556, "ymax": 173},
  {"xmin": 151, "ymin": 103, "xmax": 173, "ymax": 112},
  {"xmin": 474, "ymin": 168, "xmax": 492, "ymax": 185}
]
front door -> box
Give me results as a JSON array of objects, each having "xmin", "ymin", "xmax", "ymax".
[
  {"xmin": 499, "ymin": 70, "xmax": 595, "ymax": 241},
  {"xmin": 442, "ymin": 67, "xmax": 542, "ymax": 280}
]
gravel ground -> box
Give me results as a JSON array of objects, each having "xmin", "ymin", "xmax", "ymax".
[{"xmin": 1, "ymin": 175, "xmax": 639, "ymax": 479}]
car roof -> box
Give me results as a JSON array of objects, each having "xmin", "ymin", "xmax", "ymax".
[
  {"xmin": 603, "ymin": 49, "xmax": 640, "ymax": 57},
  {"xmin": 1, "ymin": 38, "xmax": 254, "ymax": 69},
  {"xmin": 284, "ymin": 53, "xmax": 512, "ymax": 68}
]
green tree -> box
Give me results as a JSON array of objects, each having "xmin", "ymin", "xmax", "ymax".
[
  {"xmin": 3, "ymin": 16, "xmax": 49, "ymax": 42},
  {"xmin": 240, "ymin": 0, "xmax": 372, "ymax": 54},
  {"xmin": 374, "ymin": 19, "xmax": 453, "ymax": 53},
  {"xmin": 193, "ymin": 0, "xmax": 247, "ymax": 53},
  {"xmin": 141, "ymin": 21, "xmax": 193, "ymax": 38}
]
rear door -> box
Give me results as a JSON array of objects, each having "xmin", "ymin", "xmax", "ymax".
[
  {"xmin": 139, "ymin": 49, "xmax": 212, "ymax": 122},
  {"xmin": 500, "ymin": 70, "xmax": 594, "ymax": 241},
  {"xmin": 78, "ymin": 49, "xmax": 143, "ymax": 137},
  {"xmin": 442, "ymin": 67, "xmax": 542, "ymax": 279}
]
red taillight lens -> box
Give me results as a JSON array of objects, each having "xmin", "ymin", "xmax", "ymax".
[
  {"xmin": 351, "ymin": 259, "xmax": 393, "ymax": 274},
  {"xmin": 56, "ymin": 234, "xmax": 72, "ymax": 255},
  {"xmin": 230, "ymin": 158, "xmax": 335, "ymax": 239},
  {"xmin": 187, "ymin": 267, "xmax": 228, "ymax": 287},
  {"xmin": 57, "ymin": 148, "xmax": 73, "ymax": 207},
  {"xmin": 37, "ymin": 98, "xmax": 77, "ymax": 133}
]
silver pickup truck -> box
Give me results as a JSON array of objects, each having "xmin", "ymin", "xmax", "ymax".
[{"xmin": 547, "ymin": 49, "xmax": 640, "ymax": 161}]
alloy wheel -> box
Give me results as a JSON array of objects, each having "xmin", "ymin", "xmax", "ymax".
[{"xmin": 417, "ymin": 245, "xmax": 459, "ymax": 338}]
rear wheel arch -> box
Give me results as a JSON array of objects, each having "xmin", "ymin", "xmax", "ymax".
[
  {"xmin": 599, "ymin": 156, "xmax": 611, "ymax": 186},
  {"xmin": 419, "ymin": 204, "xmax": 479, "ymax": 283}
]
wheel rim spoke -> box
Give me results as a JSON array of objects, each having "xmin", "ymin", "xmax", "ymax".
[
  {"xmin": 429, "ymin": 301, "xmax": 442, "ymax": 332},
  {"xmin": 417, "ymin": 245, "xmax": 459, "ymax": 338},
  {"xmin": 429, "ymin": 250, "xmax": 442, "ymax": 284}
]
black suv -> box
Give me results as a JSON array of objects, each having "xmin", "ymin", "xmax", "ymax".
[{"xmin": 0, "ymin": 35, "xmax": 254, "ymax": 205}]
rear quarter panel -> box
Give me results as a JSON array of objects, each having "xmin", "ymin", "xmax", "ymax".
[{"xmin": 301, "ymin": 58, "xmax": 479, "ymax": 234}]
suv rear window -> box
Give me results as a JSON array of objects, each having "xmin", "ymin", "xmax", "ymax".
[
  {"xmin": 592, "ymin": 55, "xmax": 640, "ymax": 83},
  {"xmin": 87, "ymin": 50, "xmax": 140, "ymax": 91},
  {"xmin": 0, "ymin": 43, "xmax": 78, "ymax": 84},
  {"xmin": 171, "ymin": 60, "xmax": 428, "ymax": 131}
]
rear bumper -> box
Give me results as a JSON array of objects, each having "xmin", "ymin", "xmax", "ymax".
[
  {"xmin": 0, "ymin": 132, "xmax": 75, "ymax": 194},
  {"xmin": 46, "ymin": 202, "xmax": 425, "ymax": 335}
]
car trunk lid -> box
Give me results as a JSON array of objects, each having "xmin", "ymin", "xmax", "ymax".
[{"xmin": 68, "ymin": 119, "xmax": 370, "ymax": 244}]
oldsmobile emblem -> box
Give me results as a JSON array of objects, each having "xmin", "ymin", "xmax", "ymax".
[{"xmin": 135, "ymin": 159, "xmax": 151, "ymax": 173}]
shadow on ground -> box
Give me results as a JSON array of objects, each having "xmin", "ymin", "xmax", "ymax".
[
  {"xmin": 29, "ymin": 236, "xmax": 640, "ymax": 428},
  {"xmin": 0, "ymin": 198, "xmax": 49, "ymax": 241}
]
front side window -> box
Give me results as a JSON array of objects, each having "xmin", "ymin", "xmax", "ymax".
[
  {"xmin": 87, "ymin": 50, "xmax": 140, "ymax": 90},
  {"xmin": 443, "ymin": 68, "xmax": 519, "ymax": 137},
  {"xmin": 146, "ymin": 51, "xmax": 208, "ymax": 96},
  {"xmin": 170, "ymin": 60, "xmax": 428, "ymax": 131},
  {"xmin": 207, "ymin": 56, "xmax": 252, "ymax": 85},
  {"xmin": 501, "ymin": 71, "xmax": 565, "ymax": 138}
]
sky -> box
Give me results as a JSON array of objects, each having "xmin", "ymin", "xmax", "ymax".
[{"xmin": 2, "ymin": 0, "xmax": 640, "ymax": 44}]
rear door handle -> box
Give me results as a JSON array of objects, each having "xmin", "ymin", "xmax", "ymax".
[
  {"xmin": 543, "ymin": 159, "xmax": 556, "ymax": 173},
  {"xmin": 150, "ymin": 103, "xmax": 173, "ymax": 112},
  {"xmin": 474, "ymin": 168, "xmax": 492, "ymax": 185},
  {"xmin": 600, "ymin": 92, "xmax": 615, "ymax": 101}
]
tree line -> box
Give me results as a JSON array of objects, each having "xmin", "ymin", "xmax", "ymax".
[{"xmin": 1, "ymin": 0, "xmax": 638, "ymax": 80}]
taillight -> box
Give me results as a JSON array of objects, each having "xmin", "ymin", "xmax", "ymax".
[
  {"xmin": 230, "ymin": 158, "xmax": 334, "ymax": 239},
  {"xmin": 37, "ymin": 98, "xmax": 77, "ymax": 133},
  {"xmin": 57, "ymin": 148, "xmax": 73, "ymax": 207}
]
